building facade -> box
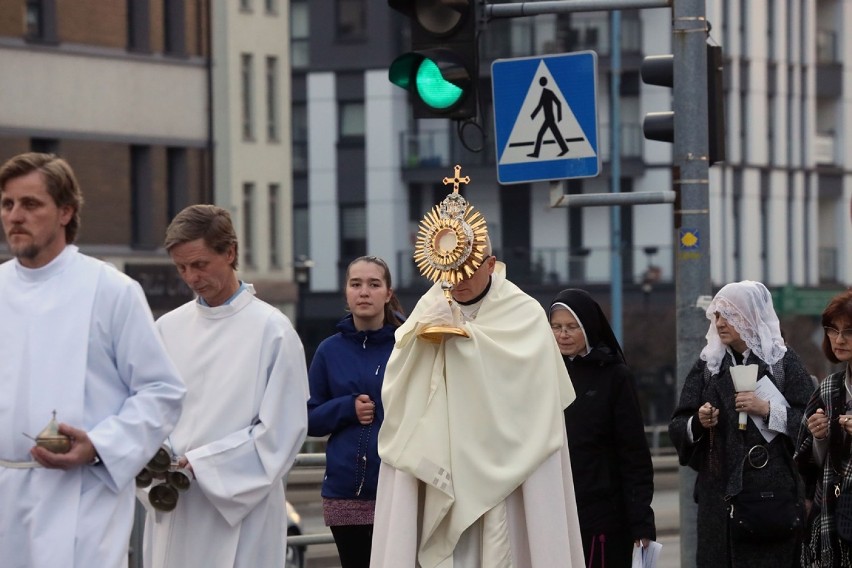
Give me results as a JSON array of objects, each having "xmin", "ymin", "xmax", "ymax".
[
  {"xmin": 292, "ymin": 0, "xmax": 851, "ymax": 375},
  {"xmin": 0, "ymin": 0, "xmax": 299, "ymax": 317}
]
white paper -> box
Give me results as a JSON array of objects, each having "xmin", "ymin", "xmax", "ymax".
[
  {"xmin": 750, "ymin": 375, "xmax": 790, "ymax": 443},
  {"xmin": 631, "ymin": 540, "xmax": 663, "ymax": 568}
]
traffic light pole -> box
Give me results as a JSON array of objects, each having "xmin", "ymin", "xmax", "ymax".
[
  {"xmin": 672, "ymin": 1, "xmax": 711, "ymax": 566},
  {"xmin": 485, "ymin": 2, "xmax": 713, "ymax": 564}
]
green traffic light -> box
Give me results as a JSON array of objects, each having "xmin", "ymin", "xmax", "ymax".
[{"xmin": 415, "ymin": 58, "xmax": 463, "ymax": 110}]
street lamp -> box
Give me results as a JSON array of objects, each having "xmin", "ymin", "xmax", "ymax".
[{"xmin": 293, "ymin": 255, "xmax": 314, "ymax": 334}]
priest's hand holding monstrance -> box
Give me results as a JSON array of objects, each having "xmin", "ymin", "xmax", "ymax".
[{"xmin": 414, "ymin": 164, "xmax": 488, "ymax": 343}]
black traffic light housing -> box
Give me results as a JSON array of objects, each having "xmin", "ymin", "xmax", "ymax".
[
  {"xmin": 640, "ymin": 44, "xmax": 726, "ymax": 164},
  {"xmin": 388, "ymin": 0, "xmax": 480, "ymax": 120}
]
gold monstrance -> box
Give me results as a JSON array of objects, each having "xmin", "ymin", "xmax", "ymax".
[{"xmin": 413, "ymin": 164, "xmax": 489, "ymax": 343}]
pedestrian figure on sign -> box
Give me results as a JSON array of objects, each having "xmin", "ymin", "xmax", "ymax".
[{"xmin": 528, "ymin": 76, "xmax": 569, "ymax": 158}]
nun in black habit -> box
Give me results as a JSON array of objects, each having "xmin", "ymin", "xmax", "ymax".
[{"xmin": 549, "ymin": 289, "xmax": 656, "ymax": 568}]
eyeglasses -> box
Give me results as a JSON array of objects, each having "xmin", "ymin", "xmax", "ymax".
[
  {"xmin": 551, "ymin": 323, "xmax": 582, "ymax": 335},
  {"xmin": 825, "ymin": 327, "xmax": 852, "ymax": 341}
]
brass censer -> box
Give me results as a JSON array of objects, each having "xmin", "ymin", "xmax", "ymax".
[
  {"xmin": 24, "ymin": 411, "xmax": 72, "ymax": 454},
  {"xmin": 413, "ymin": 164, "xmax": 489, "ymax": 343}
]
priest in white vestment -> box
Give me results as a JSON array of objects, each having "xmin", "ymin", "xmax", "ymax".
[
  {"xmin": 0, "ymin": 152, "xmax": 186, "ymax": 568},
  {"xmin": 372, "ymin": 249, "xmax": 586, "ymax": 568},
  {"xmin": 140, "ymin": 204, "xmax": 309, "ymax": 568}
]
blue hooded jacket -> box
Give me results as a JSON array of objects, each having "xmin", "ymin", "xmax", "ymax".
[{"xmin": 307, "ymin": 314, "xmax": 397, "ymax": 500}]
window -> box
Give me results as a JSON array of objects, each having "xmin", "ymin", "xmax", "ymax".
[
  {"xmin": 336, "ymin": 0, "xmax": 366, "ymax": 40},
  {"xmin": 340, "ymin": 205, "xmax": 366, "ymax": 259},
  {"xmin": 292, "ymin": 103, "xmax": 308, "ymax": 172},
  {"xmin": 127, "ymin": 0, "xmax": 151, "ymax": 52},
  {"xmin": 339, "ymin": 102, "xmax": 365, "ymax": 139},
  {"xmin": 265, "ymin": 0, "xmax": 278, "ymax": 15},
  {"xmin": 241, "ymin": 53, "xmax": 254, "ymax": 140},
  {"xmin": 25, "ymin": 0, "xmax": 56, "ymax": 43},
  {"xmin": 291, "ymin": 1, "xmax": 309, "ymax": 68},
  {"xmin": 131, "ymin": 146, "xmax": 156, "ymax": 249},
  {"xmin": 243, "ymin": 183, "xmax": 255, "ymax": 268},
  {"xmin": 293, "ymin": 205, "xmax": 309, "ymax": 260},
  {"xmin": 30, "ymin": 138, "xmax": 59, "ymax": 155},
  {"xmin": 163, "ymin": 0, "xmax": 186, "ymax": 56},
  {"xmin": 240, "ymin": 0, "xmax": 252, "ymax": 11},
  {"xmin": 166, "ymin": 148, "xmax": 188, "ymax": 221},
  {"xmin": 266, "ymin": 56, "xmax": 279, "ymax": 141},
  {"xmin": 269, "ymin": 184, "xmax": 280, "ymax": 268}
]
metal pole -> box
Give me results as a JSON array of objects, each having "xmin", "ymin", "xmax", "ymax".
[
  {"xmin": 486, "ymin": 0, "xmax": 671, "ymax": 18},
  {"xmin": 672, "ymin": 0, "xmax": 711, "ymax": 566},
  {"xmin": 609, "ymin": 10, "xmax": 623, "ymax": 344}
]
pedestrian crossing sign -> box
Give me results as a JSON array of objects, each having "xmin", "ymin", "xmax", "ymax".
[{"xmin": 492, "ymin": 51, "xmax": 600, "ymax": 185}]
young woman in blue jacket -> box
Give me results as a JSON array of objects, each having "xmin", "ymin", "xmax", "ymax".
[{"xmin": 307, "ymin": 256, "xmax": 404, "ymax": 568}]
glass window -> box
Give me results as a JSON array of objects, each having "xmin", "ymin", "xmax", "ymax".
[
  {"xmin": 339, "ymin": 102, "xmax": 365, "ymax": 139},
  {"xmin": 163, "ymin": 0, "xmax": 186, "ymax": 56},
  {"xmin": 269, "ymin": 184, "xmax": 280, "ymax": 269},
  {"xmin": 293, "ymin": 205, "xmax": 309, "ymax": 259},
  {"xmin": 291, "ymin": 1, "xmax": 309, "ymax": 68},
  {"xmin": 240, "ymin": 0, "xmax": 252, "ymax": 12},
  {"xmin": 336, "ymin": 0, "xmax": 366, "ymax": 40},
  {"xmin": 167, "ymin": 147, "xmax": 188, "ymax": 221},
  {"xmin": 131, "ymin": 146, "xmax": 156, "ymax": 249},
  {"xmin": 241, "ymin": 53, "xmax": 254, "ymax": 140},
  {"xmin": 25, "ymin": 0, "xmax": 56, "ymax": 42},
  {"xmin": 127, "ymin": 0, "xmax": 151, "ymax": 52},
  {"xmin": 30, "ymin": 138, "xmax": 59, "ymax": 154},
  {"xmin": 266, "ymin": 56, "xmax": 279, "ymax": 141},
  {"xmin": 265, "ymin": 0, "xmax": 278, "ymax": 15},
  {"xmin": 292, "ymin": 103, "xmax": 308, "ymax": 172},
  {"xmin": 340, "ymin": 205, "xmax": 366, "ymax": 258},
  {"xmin": 243, "ymin": 183, "xmax": 255, "ymax": 268}
]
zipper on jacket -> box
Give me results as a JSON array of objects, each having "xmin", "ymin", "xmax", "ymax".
[{"xmin": 362, "ymin": 336, "xmax": 367, "ymax": 349}]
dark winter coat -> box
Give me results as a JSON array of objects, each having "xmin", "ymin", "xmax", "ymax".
[
  {"xmin": 563, "ymin": 348, "xmax": 657, "ymax": 541},
  {"xmin": 307, "ymin": 315, "xmax": 396, "ymax": 500},
  {"xmin": 669, "ymin": 349, "xmax": 813, "ymax": 568},
  {"xmin": 550, "ymin": 288, "xmax": 656, "ymax": 567}
]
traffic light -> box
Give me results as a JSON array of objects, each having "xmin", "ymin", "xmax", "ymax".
[
  {"xmin": 640, "ymin": 44, "xmax": 726, "ymax": 164},
  {"xmin": 387, "ymin": 0, "xmax": 480, "ymax": 120}
]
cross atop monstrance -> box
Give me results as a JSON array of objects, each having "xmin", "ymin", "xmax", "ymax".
[{"xmin": 442, "ymin": 164, "xmax": 470, "ymax": 194}]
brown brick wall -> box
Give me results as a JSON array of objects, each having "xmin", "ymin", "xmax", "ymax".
[
  {"xmin": 61, "ymin": 140, "xmax": 132, "ymax": 245},
  {"xmin": 0, "ymin": 1, "xmax": 208, "ymax": 56},
  {"xmin": 0, "ymin": 139, "xmax": 32, "ymax": 166},
  {"xmin": 58, "ymin": 0, "xmax": 127, "ymax": 49},
  {"xmin": 0, "ymin": 137, "xmax": 210, "ymax": 248},
  {"xmin": 0, "ymin": 2, "xmax": 24, "ymax": 38}
]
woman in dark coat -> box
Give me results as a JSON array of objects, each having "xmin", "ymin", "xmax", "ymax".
[
  {"xmin": 669, "ymin": 280, "xmax": 813, "ymax": 567},
  {"xmin": 549, "ymin": 289, "xmax": 656, "ymax": 568},
  {"xmin": 795, "ymin": 289, "xmax": 852, "ymax": 567}
]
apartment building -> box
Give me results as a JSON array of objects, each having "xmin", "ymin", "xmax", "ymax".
[
  {"xmin": 292, "ymin": 0, "xmax": 851, "ymax": 376},
  {"xmin": 0, "ymin": 0, "xmax": 298, "ymax": 317}
]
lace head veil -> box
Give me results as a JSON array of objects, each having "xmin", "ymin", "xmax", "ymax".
[{"xmin": 699, "ymin": 280, "xmax": 787, "ymax": 374}]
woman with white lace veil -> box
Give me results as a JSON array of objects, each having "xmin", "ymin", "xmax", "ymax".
[
  {"xmin": 669, "ymin": 280, "xmax": 813, "ymax": 567},
  {"xmin": 795, "ymin": 289, "xmax": 852, "ymax": 567}
]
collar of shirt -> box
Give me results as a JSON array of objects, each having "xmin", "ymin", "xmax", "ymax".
[{"xmin": 198, "ymin": 281, "xmax": 246, "ymax": 307}]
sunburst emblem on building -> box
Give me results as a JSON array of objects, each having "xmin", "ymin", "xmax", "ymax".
[{"xmin": 413, "ymin": 164, "xmax": 489, "ymax": 288}]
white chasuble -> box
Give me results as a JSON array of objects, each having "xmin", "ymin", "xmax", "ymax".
[{"xmin": 374, "ymin": 262, "xmax": 585, "ymax": 568}]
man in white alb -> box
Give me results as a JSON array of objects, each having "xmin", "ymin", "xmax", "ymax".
[
  {"xmin": 0, "ymin": 152, "xmax": 186, "ymax": 568},
  {"xmin": 140, "ymin": 204, "xmax": 309, "ymax": 567}
]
